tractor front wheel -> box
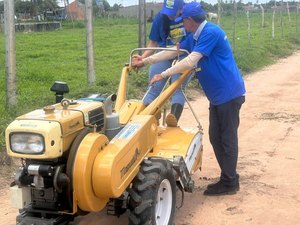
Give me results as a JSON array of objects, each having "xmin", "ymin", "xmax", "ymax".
[{"xmin": 128, "ymin": 158, "xmax": 176, "ymax": 225}]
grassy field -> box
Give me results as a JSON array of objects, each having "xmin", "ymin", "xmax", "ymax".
[{"xmin": 0, "ymin": 13, "xmax": 299, "ymax": 147}]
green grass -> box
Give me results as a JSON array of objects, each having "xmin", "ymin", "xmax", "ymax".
[
  {"xmin": 0, "ymin": 13, "xmax": 299, "ymax": 148},
  {"xmin": 221, "ymin": 12, "xmax": 300, "ymax": 72}
]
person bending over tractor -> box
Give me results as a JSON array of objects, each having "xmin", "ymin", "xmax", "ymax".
[
  {"xmin": 134, "ymin": 0, "xmax": 193, "ymax": 127},
  {"xmin": 132, "ymin": 2, "xmax": 245, "ymax": 196}
]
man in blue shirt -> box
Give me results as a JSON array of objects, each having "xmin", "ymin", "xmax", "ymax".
[{"xmin": 132, "ymin": 2, "xmax": 245, "ymax": 196}]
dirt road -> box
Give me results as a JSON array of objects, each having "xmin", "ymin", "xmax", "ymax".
[{"xmin": 1, "ymin": 51, "xmax": 300, "ymax": 225}]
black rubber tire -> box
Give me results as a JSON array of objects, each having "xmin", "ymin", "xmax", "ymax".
[
  {"xmin": 66, "ymin": 127, "xmax": 92, "ymax": 214},
  {"xmin": 66, "ymin": 127, "xmax": 92, "ymax": 181},
  {"xmin": 128, "ymin": 158, "xmax": 176, "ymax": 225}
]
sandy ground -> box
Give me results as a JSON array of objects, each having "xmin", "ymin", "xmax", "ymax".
[{"xmin": 1, "ymin": 51, "xmax": 300, "ymax": 225}]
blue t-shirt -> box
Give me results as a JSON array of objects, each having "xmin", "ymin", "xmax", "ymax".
[
  {"xmin": 181, "ymin": 22, "xmax": 245, "ymax": 105},
  {"xmin": 149, "ymin": 12, "xmax": 187, "ymax": 47}
]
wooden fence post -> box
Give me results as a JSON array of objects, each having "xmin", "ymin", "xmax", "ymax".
[
  {"xmin": 232, "ymin": 0, "xmax": 237, "ymax": 52},
  {"xmin": 286, "ymin": 2, "xmax": 291, "ymax": 23},
  {"xmin": 4, "ymin": 0, "xmax": 17, "ymax": 109},
  {"xmin": 217, "ymin": 0, "xmax": 222, "ymax": 25},
  {"xmin": 85, "ymin": 0, "xmax": 96, "ymax": 85},
  {"xmin": 138, "ymin": 0, "xmax": 146, "ymax": 48},
  {"xmin": 246, "ymin": 10, "xmax": 251, "ymax": 48},
  {"xmin": 297, "ymin": 3, "xmax": 299, "ymax": 34},
  {"xmin": 280, "ymin": 0, "xmax": 283, "ymax": 38},
  {"xmin": 272, "ymin": 1, "xmax": 276, "ymax": 39},
  {"xmin": 260, "ymin": 4, "xmax": 265, "ymax": 46},
  {"xmin": 260, "ymin": 4, "xmax": 265, "ymax": 28}
]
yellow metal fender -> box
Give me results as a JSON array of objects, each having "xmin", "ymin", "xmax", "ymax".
[
  {"xmin": 73, "ymin": 115, "xmax": 157, "ymax": 212},
  {"xmin": 73, "ymin": 133, "xmax": 109, "ymax": 212},
  {"xmin": 148, "ymin": 127, "xmax": 203, "ymax": 173},
  {"xmin": 92, "ymin": 115, "xmax": 157, "ymax": 198}
]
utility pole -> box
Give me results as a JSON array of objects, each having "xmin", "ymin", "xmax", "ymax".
[
  {"xmin": 85, "ymin": 0, "xmax": 96, "ymax": 85},
  {"xmin": 138, "ymin": 0, "xmax": 146, "ymax": 48},
  {"xmin": 4, "ymin": 0, "xmax": 17, "ymax": 108},
  {"xmin": 232, "ymin": 0, "xmax": 237, "ymax": 52},
  {"xmin": 217, "ymin": 0, "xmax": 221, "ymax": 25}
]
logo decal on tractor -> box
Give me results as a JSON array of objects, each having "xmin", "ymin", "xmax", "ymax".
[
  {"xmin": 20, "ymin": 123, "xmax": 37, "ymax": 128},
  {"xmin": 115, "ymin": 124, "xmax": 140, "ymax": 139},
  {"xmin": 69, "ymin": 121, "xmax": 80, "ymax": 129},
  {"xmin": 120, "ymin": 148, "xmax": 140, "ymax": 178}
]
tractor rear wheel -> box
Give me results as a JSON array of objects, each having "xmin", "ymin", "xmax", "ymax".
[{"xmin": 128, "ymin": 158, "xmax": 176, "ymax": 225}]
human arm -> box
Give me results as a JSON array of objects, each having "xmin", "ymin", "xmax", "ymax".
[
  {"xmin": 131, "ymin": 40, "xmax": 159, "ymax": 68},
  {"xmin": 141, "ymin": 40, "xmax": 158, "ymax": 58},
  {"xmin": 149, "ymin": 51, "xmax": 203, "ymax": 85},
  {"xmin": 132, "ymin": 31, "xmax": 195, "ymax": 69},
  {"xmin": 131, "ymin": 46, "xmax": 179, "ymax": 68}
]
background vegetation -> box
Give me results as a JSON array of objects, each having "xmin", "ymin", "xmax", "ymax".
[
  {"xmin": 0, "ymin": 11, "xmax": 299, "ymax": 149},
  {"xmin": 0, "ymin": 0, "xmax": 123, "ymax": 17}
]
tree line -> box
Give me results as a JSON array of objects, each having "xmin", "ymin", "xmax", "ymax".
[
  {"xmin": 200, "ymin": 0, "xmax": 299, "ymax": 14},
  {"xmin": 0, "ymin": 0, "xmax": 122, "ymax": 17},
  {"xmin": 0, "ymin": 1, "xmax": 299, "ymax": 19}
]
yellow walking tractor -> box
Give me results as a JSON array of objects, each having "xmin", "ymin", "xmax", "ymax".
[{"xmin": 6, "ymin": 49, "xmax": 203, "ymax": 225}]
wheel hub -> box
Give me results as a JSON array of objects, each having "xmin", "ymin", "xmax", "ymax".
[{"xmin": 155, "ymin": 179, "xmax": 173, "ymax": 225}]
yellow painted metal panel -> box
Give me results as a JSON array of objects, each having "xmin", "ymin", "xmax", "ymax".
[
  {"xmin": 148, "ymin": 126, "xmax": 203, "ymax": 172},
  {"xmin": 118, "ymin": 101, "xmax": 145, "ymax": 125},
  {"xmin": 73, "ymin": 133, "xmax": 109, "ymax": 212},
  {"xmin": 92, "ymin": 115, "xmax": 157, "ymax": 198}
]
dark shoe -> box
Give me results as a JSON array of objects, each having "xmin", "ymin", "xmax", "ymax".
[
  {"xmin": 170, "ymin": 103, "xmax": 183, "ymax": 120},
  {"xmin": 204, "ymin": 182, "xmax": 239, "ymax": 196},
  {"xmin": 166, "ymin": 113, "xmax": 178, "ymax": 127},
  {"xmin": 166, "ymin": 103, "xmax": 183, "ymax": 127},
  {"xmin": 207, "ymin": 174, "xmax": 240, "ymax": 190},
  {"xmin": 207, "ymin": 180, "xmax": 222, "ymax": 190}
]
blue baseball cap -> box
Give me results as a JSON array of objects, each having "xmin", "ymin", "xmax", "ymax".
[
  {"xmin": 175, "ymin": 2, "xmax": 206, "ymax": 22},
  {"xmin": 161, "ymin": 0, "xmax": 184, "ymax": 17}
]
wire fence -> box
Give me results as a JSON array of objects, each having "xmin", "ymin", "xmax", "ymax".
[{"xmin": 0, "ymin": 5, "xmax": 299, "ymax": 148}]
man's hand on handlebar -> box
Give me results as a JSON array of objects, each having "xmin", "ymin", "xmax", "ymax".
[
  {"xmin": 131, "ymin": 55, "xmax": 145, "ymax": 69},
  {"xmin": 150, "ymin": 74, "xmax": 164, "ymax": 86}
]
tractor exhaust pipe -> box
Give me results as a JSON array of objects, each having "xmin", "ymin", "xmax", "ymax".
[
  {"xmin": 104, "ymin": 94, "xmax": 117, "ymax": 115},
  {"xmin": 104, "ymin": 94, "xmax": 121, "ymax": 140}
]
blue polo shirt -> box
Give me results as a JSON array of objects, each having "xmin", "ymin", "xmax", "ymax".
[
  {"xmin": 149, "ymin": 12, "xmax": 187, "ymax": 47},
  {"xmin": 181, "ymin": 22, "xmax": 245, "ymax": 105}
]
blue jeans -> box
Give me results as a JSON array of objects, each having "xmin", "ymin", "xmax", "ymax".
[{"xmin": 143, "ymin": 57, "xmax": 192, "ymax": 106}]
